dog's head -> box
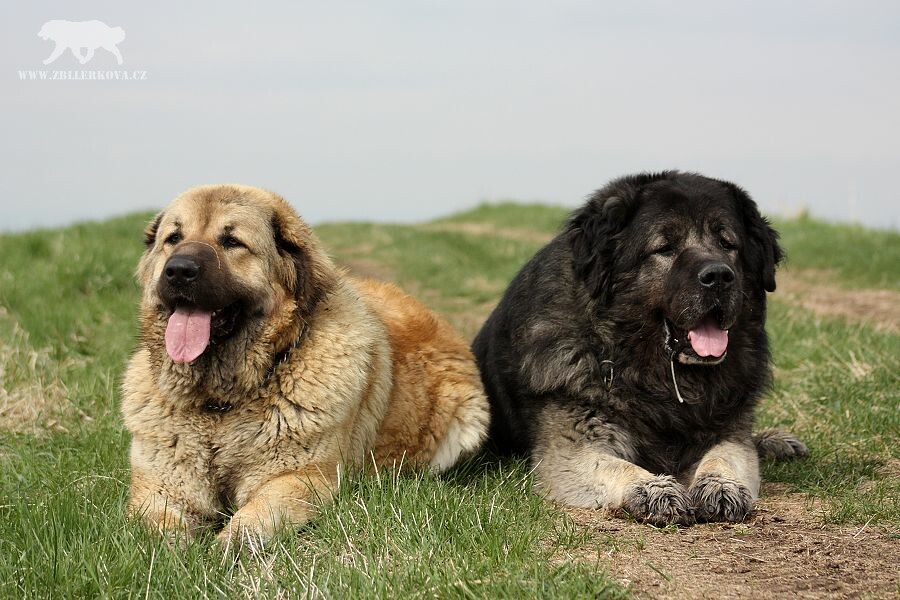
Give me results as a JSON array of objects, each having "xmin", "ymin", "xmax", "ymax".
[
  {"xmin": 567, "ymin": 171, "xmax": 782, "ymax": 365},
  {"xmin": 38, "ymin": 21, "xmax": 63, "ymax": 41},
  {"xmin": 109, "ymin": 26, "xmax": 126, "ymax": 44},
  {"xmin": 138, "ymin": 184, "xmax": 335, "ymax": 367}
]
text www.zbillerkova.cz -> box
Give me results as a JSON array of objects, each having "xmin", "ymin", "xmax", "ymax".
[{"xmin": 18, "ymin": 70, "xmax": 148, "ymax": 81}]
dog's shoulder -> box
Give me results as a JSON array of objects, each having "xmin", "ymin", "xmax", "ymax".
[
  {"xmin": 292, "ymin": 276, "xmax": 389, "ymax": 368},
  {"xmin": 254, "ymin": 276, "xmax": 393, "ymax": 440},
  {"xmin": 351, "ymin": 277, "xmax": 440, "ymax": 345},
  {"xmin": 481, "ymin": 236, "xmax": 604, "ymax": 396}
]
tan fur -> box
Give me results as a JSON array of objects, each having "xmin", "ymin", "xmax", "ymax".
[
  {"xmin": 686, "ymin": 440, "xmax": 760, "ymax": 496},
  {"xmin": 122, "ymin": 184, "xmax": 489, "ymax": 546},
  {"xmin": 533, "ymin": 404, "xmax": 654, "ymax": 509},
  {"xmin": 532, "ymin": 404, "xmax": 759, "ymax": 524},
  {"xmin": 355, "ymin": 279, "xmax": 490, "ymax": 471}
]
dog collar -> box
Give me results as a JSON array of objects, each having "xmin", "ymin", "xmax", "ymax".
[{"xmin": 600, "ymin": 359, "xmax": 615, "ymax": 390}]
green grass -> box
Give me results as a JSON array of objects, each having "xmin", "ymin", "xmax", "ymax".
[
  {"xmin": 433, "ymin": 202, "xmax": 572, "ymax": 234},
  {"xmin": 1, "ymin": 447, "xmax": 622, "ymax": 598},
  {"xmin": 0, "ymin": 203, "xmax": 897, "ymax": 597},
  {"xmin": 761, "ymin": 302, "xmax": 899, "ymax": 524},
  {"xmin": 431, "ymin": 202, "xmax": 900, "ymax": 290},
  {"xmin": 773, "ymin": 215, "xmax": 900, "ymax": 291},
  {"xmin": 315, "ymin": 222, "xmax": 542, "ymax": 338}
]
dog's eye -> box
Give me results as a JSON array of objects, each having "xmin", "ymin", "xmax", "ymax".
[
  {"xmin": 220, "ymin": 234, "xmax": 245, "ymax": 249},
  {"xmin": 164, "ymin": 232, "xmax": 182, "ymax": 246},
  {"xmin": 652, "ymin": 244, "xmax": 675, "ymax": 257},
  {"xmin": 719, "ymin": 238, "xmax": 737, "ymax": 251}
]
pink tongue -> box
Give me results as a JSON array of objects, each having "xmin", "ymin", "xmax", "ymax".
[
  {"xmin": 688, "ymin": 318, "xmax": 729, "ymax": 358},
  {"xmin": 165, "ymin": 307, "xmax": 212, "ymax": 363}
]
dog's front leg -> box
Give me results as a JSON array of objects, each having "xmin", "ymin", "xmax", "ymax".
[
  {"xmin": 217, "ymin": 466, "xmax": 337, "ymax": 550},
  {"xmin": 42, "ymin": 43, "xmax": 66, "ymax": 65},
  {"xmin": 687, "ymin": 437, "xmax": 759, "ymax": 522},
  {"xmin": 105, "ymin": 43, "xmax": 124, "ymax": 65},
  {"xmin": 533, "ymin": 405, "xmax": 692, "ymax": 525},
  {"xmin": 127, "ymin": 470, "xmax": 204, "ymax": 541}
]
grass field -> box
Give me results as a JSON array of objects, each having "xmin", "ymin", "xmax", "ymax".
[{"xmin": 0, "ymin": 204, "xmax": 897, "ymax": 598}]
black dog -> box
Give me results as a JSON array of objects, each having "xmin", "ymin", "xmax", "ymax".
[{"xmin": 473, "ymin": 171, "xmax": 806, "ymax": 524}]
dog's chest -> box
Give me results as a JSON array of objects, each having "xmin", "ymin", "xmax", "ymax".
[
  {"xmin": 635, "ymin": 427, "xmax": 717, "ymax": 474},
  {"xmin": 606, "ymin": 393, "xmax": 739, "ymax": 473},
  {"xmin": 192, "ymin": 402, "xmax": 311, "ymax": 507}
]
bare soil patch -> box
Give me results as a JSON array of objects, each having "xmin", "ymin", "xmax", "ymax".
[
  {"xmin": 556, "ymin": 483, "xmax": 899, "ymax": 599},
  {"xmin": 339, "ymin": 258, "xmax": 396, "ymax": 283},
  {"xmin": 776, "ymin": 270, "xmax": 900, "ymax": 333},
  {"xmin": 422, "ymin": 222, "xmax": 553, "ymax": 244}
]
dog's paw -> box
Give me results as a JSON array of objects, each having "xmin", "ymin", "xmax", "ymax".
[
  {"xmin": 622, "ymin": 475, "xmax": 693, "ymax": 525},
  {"xmin": 216, "ymin": 519, "xmax": 272, "ymax": 555},
  {"xmin": 690, "ymin": 474, "xmax": 754, "ymax": 522},
  {"xmin": 753, "ymin": 429, "xmax": 809, "ymax": 460}
]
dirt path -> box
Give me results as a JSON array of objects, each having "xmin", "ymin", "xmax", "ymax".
[
  {"xmin": 557, "ymin": 483, "xmax": 899, "ymax": 599},
  {"xmin": 776, "ymin": 270, "xmax": 900, "ymax": 333},
  {"xmin": 420, "ymin": 221, "xmax": 555, "ymax": 244}
]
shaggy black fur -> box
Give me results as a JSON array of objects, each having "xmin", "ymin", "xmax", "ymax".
[{"xmin": 473, "ymin": 171, "xmax": 790, "ymax": 476}]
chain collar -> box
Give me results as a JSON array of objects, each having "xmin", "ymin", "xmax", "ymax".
[{"xmin": 599, "ymin": 359, "xmax": 615, "ymax": 390}]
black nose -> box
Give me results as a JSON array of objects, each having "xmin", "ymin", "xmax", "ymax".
[
  {"xmin": 164, "ymin": 255, "xmax": 201, "ymax": 286},
  {"xmin": 698, "ymin": 262, "xmax": 735, "ymax": 290}
]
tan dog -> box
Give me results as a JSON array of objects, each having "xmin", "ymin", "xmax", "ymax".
[{"xmin": 121, "ymin": 184, "xmax": 489, "ymax": 546}]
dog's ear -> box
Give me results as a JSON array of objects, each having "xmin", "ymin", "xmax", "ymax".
[
  {"xmin": 726, "ymin": 183, "xmax": 783, "ymax": 293},
  {"xmin": 143, "ymin": 212, "xmax": 163, "ymax": 249},
  {"xmin": 567, "ymin": 196, "xmax": 629, "ymax": 303},
  {"xmin": 135, "ymin": 211, "xmax": 165, "ymax": 285},
  {"xmin": 567, "ymin": 174, "xmax": 667, "ymax": 303},
  {"xmin": 271, "ymin": 203, "xmax": 335, "ymax": 320}
]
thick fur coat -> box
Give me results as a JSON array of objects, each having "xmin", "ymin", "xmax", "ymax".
[
  {"xmin": 122, "ymin": 184, "xmax": 489, "ymax": 546},
  {"xmin": 473, "ymin": 172, "xmax": 806, "ymax": 524}
]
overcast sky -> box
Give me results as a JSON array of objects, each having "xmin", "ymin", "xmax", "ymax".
[{"xmin": 2, "ymin": 1, "xmax": 899, "ymax": 232}]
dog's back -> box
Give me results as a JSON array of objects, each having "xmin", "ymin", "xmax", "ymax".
[{"xmin": 354, "ymin": 278, "xmax": 490, "ymax": 471}]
